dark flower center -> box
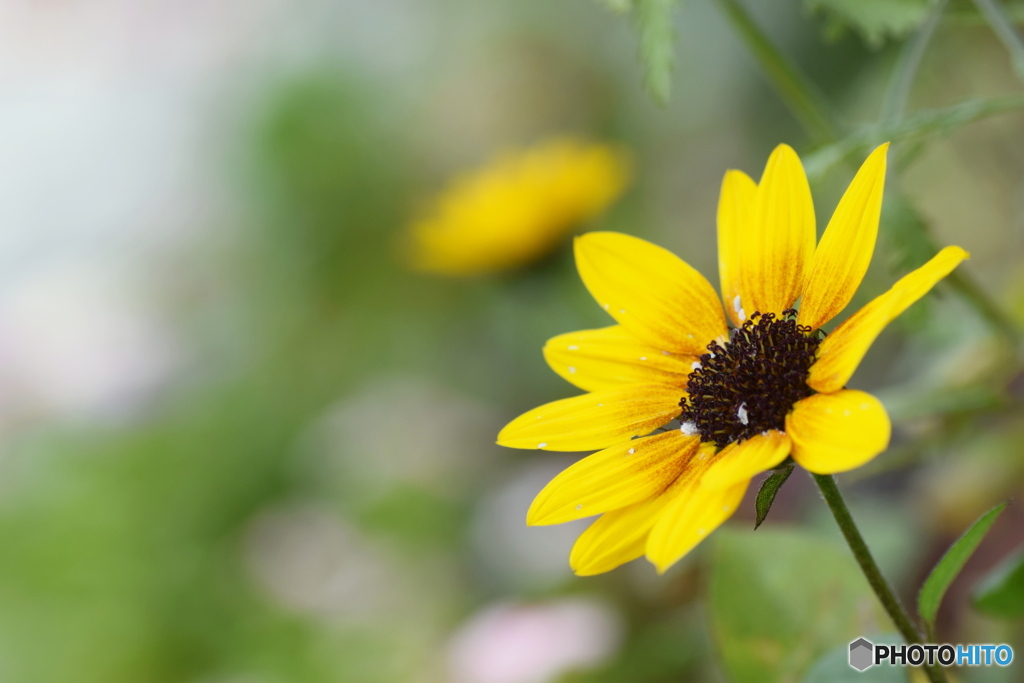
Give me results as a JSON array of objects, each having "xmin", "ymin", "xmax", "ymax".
[{"xmin": 678, "ymin": 310, "xmax": 820, "ymax": 448}]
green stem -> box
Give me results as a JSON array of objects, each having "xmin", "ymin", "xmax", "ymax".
[
  {"xmin": 880, "ymin": 0, "xmax": 947, "ymax": 125},
  {"xmin": 712, "ymin": 0, "xmax": 837, "ymax": 143},
  {"xmin": 972, "ymin": 0, "xmax": 1024, "ymax": 80},
  {"xmin": 812, "ymin": 474, "xmax": 948, "ymax": 683}
]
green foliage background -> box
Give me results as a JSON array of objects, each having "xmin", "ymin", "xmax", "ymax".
[{"xmin": 2, "ymin": 0, "xmax": 1024, "ymax": 682}]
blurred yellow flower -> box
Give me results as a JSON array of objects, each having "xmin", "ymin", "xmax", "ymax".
[
  {"xmin": 497, "ymin": 143, "xmax": 969, "ymax": 575},
  {"xmin": 405, "ymin": 138, "xmax": 630, "ymax": 276}
]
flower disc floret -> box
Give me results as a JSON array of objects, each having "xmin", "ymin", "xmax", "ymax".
[{"xmin": 679, "ymin": 310, "xmax": 820, "ymax": 448}]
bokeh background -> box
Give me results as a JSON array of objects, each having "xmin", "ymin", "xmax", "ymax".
[{"xmin": 1, "ymin": 0, "xmax": 1024, "ymax": 681}]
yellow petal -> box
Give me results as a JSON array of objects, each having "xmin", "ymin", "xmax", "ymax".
[
  {"xmin": 700, "ymin": 430, "xmax": 791, "ymax": 491},
  {"xmin": 739, "ymin": 144, "xmax": 816, "ymax": 317},
  {"xmin": 646, "ymin": 457, "xmax": 749, "ymax": 573},
  {"xmin": 569, "ymin": 447, "xmax": 709, "ymax": 576},
  {"xmin": 717, "ymin": 170, "xmax": 758, "ymax": 326},
  {"xmin": 787, "ymin": 390, "xmax": 891, "ymax": 474},
  {"xmin": 569, "ymin": 503, "xmax": 657, "ymax": 576},
  {"xmin": 807, "ymin": 246, "xmax": 969, "ymax": 393},
  {"xmin": 574, "ymin": 232, "xmax": 727, "ymax": 355},
  {"xmin": 543, "ymin": 325, "xmax": 696, "ymax": 393},
  {"xmin": 528, "ymin": 431, "xmax": 699, "ymax": 525},
  {"xmin": 497, "ymin": 384, "xmax": 683, "ymax": 452},
  {"xmin": 798, "ymin": 143, "xmax": 889, "ymax": 331}
]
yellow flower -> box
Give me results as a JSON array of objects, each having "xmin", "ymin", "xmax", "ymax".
[
  {"xmin": 404, "ymin": 138, "xmax": 629, "ymax": 276},
  {"xmin": 497, "ymin": 143, "xmax": 968, "ymax": 575}
]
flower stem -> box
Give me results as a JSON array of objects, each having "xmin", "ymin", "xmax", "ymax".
[
  {"xmin": 879, "ymin": 0, "xmax": 947, "ymax": 125},
  {"xmin": 812, "ymin": 473, "xmax": 948, "ymax": 683},
  {"xmin": 712, "ymin": 0, "xmax": 837, "ymax": 143}
]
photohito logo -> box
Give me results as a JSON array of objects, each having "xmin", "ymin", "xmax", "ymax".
[{"xmin": 849, "ymin": 637, "xmax": 1013, "ymax": 671}]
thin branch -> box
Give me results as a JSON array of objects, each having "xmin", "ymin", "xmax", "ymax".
[
  {"xmin": 972, "ymin": 0, "xmax": 1024, "ymax": 80},
  {"xmin": 712, "ymin": 0, "xmax": 838, "ymax": 143}
]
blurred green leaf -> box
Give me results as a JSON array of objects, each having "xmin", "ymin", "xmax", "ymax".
[
  {"xmin": 918, "ymin": 502, "xmax": 1007, "ymax": 634},
  {"xmin": 634, "ymin": 0, "xmax": 677, "ymax": 104},
  {"xmin": 974, "ymin": 548, "xmax": 1024, "ymax": 618},
  {"xmin": 710, "ymin": 528, "xmax": 887, "ymax": 683},
  {"xmin": 596, "ymin": 0, "xmax": 634, "ymax": 14},
  {"xmin": 805, "ymin": 0, "xmax": 932, "ymax": 47},
  {"xmin": 802, "ymin": 634, "xmax": 905, "ymax": 682},
  {"xmin": 754, "ymin": 463, "xmax": 794, "ymax": 530}
]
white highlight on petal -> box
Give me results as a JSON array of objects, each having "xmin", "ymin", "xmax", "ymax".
[
  {"xmin": 737, "ymin": 402, "xmax": 749, "ymax": 426},
  {"xmin": 680, "ymin": 421, "xmax": 699, "ymax": 436},
  {"xmin": 567, "ymin": 345, "xmax": 578, "ymax": 351},
  {"xmin": 639, "ymin": 356, "xmax": 647, "ymax": 361},
  {"xmin": 568, "ymin": 367, "xmax": 576, "ymax": 374},
  {"xmin": 538, "ymin": 443, "xmax": 548, "ymax": 448},
  {"xmin": 733, "ymin": 295, "xmax": 746, "ymax": 321},
  {"xmin": 627, "ymin": 448, "xmax": 635, "ymax": 455}
]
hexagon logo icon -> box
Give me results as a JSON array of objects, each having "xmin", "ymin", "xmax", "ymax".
[{"xmin": 849, "ymin": 638, "xmax": 874, "ymax": 671}]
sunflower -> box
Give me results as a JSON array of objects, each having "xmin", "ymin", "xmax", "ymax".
[
  {"xmin": 404, "ymin": 138, "xmax": 630, "ymax": 276},
  {"xmin": 497, "ymin": 143, "xmax": 968, "ymax": 575}
]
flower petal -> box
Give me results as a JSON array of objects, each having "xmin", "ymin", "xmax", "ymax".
[
  {"xmin": 569, "ymin": 501, "xmax": 659, "ymax": 576},
  {"xmin": 569, "ymin": 445, "xmax": 711, "ymax": 576},
  {"xmin": 798, "ymin": 143, "xmax": 889, "ymax": 331},
  {"xmin": 700, "ymin": 430, "xmax": 791, "ymax": 491},
  {"xmin": 739, "ymin": 144, "xmax": 816, "ymax": 317},
  {"xmin": 646, "ymin": 457, "xmax": 749, "ymax": 573},
  {"xmin": 497, "ymin": 384, "xmax": 683, "ymax": 452},
  {"xmin": 787, "ymin": 390, "xmax": 890, "ymax": 474},
  {"xmin": 807, "ymin": 246, "xmax": 969, "ymax": 393},
  {"xmin": 528, "ymin": 431, "xmax": 700, "ymax": 525},
  {"xmin": 543, "ymin": 325, "xmax": 696, "ymax": 393},
  {"xmin": 717, "ymin": 170, "xmax": 758, "ymax": 326},
  {"xmin": 574, "ymin": 232, "xmax": 727, "ymax": 355}
]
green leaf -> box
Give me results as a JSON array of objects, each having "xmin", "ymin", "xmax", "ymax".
[
  {"xmin": 754, "ymin": 462, "xmax": 794, "ymax": 529},
  {"xmin": 710, "ymin": 528, "xmax": 888, "ymax": 683},
  {"xmin": 804, "ymin": 0, "xmax": 932, "ymax": 47},
  {"xmin": 918, "ymin": 502, "xmax": 1008, "ymax": 633},
  {"xmin": 633, "ymin": 0, "xmax": 677, "ymax": 104},
  {"xmin": 973, "ymin": 547, "xmax": 1024, "ymax": 619}
]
